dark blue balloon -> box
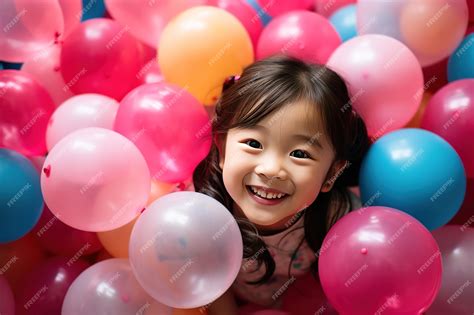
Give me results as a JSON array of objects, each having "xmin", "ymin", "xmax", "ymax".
[
  {"xmin": 81, "ymin": 0, "xmax": 106, "ymax": 21},
  {"xmin": 448, "ymin": 33, "xmax": 474, "ymax": 82},
  {"xmin": 329, "ymin": 4, "xmax": 357, "ymax": 42},
  {"xmin": 0, "ymin": 61, "xmax": 22, "ymax": 70},
  {"xmin": 360, "ymin": 128, "xmax": 466, "ymax": 230},
  {"xmin": 0, "ymin": 149, "xmax": 43, "ymax": 243}
]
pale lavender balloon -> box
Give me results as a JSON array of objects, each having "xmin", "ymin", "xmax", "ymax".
[
  {"xmin": 62, "ymin": 258, "xmax": 171, "ymax": 315},
  {"xmin": 46, "ymin": 94, "xmax": 119, "ymax": 150},
  {"xmin": 0, "ymin": 275, "xmax": 14, "ymax": 315},
  {"xmin": 129, "ymin": 191, "xmax": 243, "ymax": 308}
]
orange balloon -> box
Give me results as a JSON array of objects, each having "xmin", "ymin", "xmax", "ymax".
[
  {"xmin": 173, "ymin": 307, "xmax": 208, "ymax": 315},
  {"xmin": 405, "ymin": 92, "xmax": 432, "ymax": 128},
  {"xmin": 159, "ymin": 6, "xmax": 254, "ymax": 106}
]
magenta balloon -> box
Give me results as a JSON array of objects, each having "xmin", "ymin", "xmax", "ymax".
[
  {"xmin": 0, "ymin": 70, "xmax": 55, "ymax": 156},
  {"xmin": 0, "ymin": 0, "xmax": 64, "ymax": 62},
  {"xmin": 427, "ymin": 226, "xmax": 474, "ymax": 315},
  {"xmin": 314, "ymin": 0, "xmax": 356, "ymax": 17},
  {"xmin": 421, "ymin": 79, "xmax": 474, "ymax": 179},
  {"xmin": 327, "ymin": 34, "xmax": 424, "ymax": 138},
  {"xmin": 0, "ymin": 275, "xmax": 14, "ymax": 315},
  {"xmin": 15, "ymin": 257, "xmax": 89, "ymax": 315},
  {"xmin": 114, "ymin": 83, "xmax": 212, "ymax": 183},
  {"xmin": 257, "ymin": 11, "xmax": 341, "ymax": 64},
  {"xmin": 32, "ymin": 206, "xmax": 102, "ymax": 257},
  {"xmin": 256, "ymin": 0, "xmax": 313, "ymax": 17},
  {"xmin": 319, "ymin": 206, "xmax": 442, "ymax": 315},
  {"xmin": 60, "ymin": 18, "xmax": 142, "ymax": 100}
]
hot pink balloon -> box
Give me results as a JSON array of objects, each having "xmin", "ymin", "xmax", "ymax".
[
  {"xmin": 58, "ymin": 0, "xmax": 82, "ymax": 38},
  {"xmin": 256, "ymin": 0, "xmax": 313, "ymax": 17},
  {"xmin": 32, "ymin": 206, "xmax": 102, "ymax": 257},
  {"xmin": 257, "ymin": 11, "xmax": 341, "ymax": 64},
  {"xmin": 41, "ymin": 127, "xmax": 151, "ymax": 232},
  {"xmin": 46, "ymin": 93, "xmax": 119, "ymax": 151},
  {"xmin": 314, "ymin": 0, "xmax": 356, "ymax": 17},
  {"xmin": 15, "ymin": 257, "xmax": 89, "ymax": 315},
  {"xmin": 427, "ymin": 226, "xmax": 474, "ymax": 315},
  {"xmin": 0, "ymin": 0, "xmax": 64, "ymax": 62},
  {"xmin": 135, "ymin": 42, "xmax": 164, "ymax": 85},
  {"xmin": 0, "ymin": 275, "xmax": 14, "ymax": 315},
  {"xmin": 319, "ymin": 206, "xmax": 442, "ymax": 315},
  {"xmin": 327, "ymin": 34, "xmax": 424, "ymax": 138},
  {"xmin": 104, "ymin": 0, "xmax": 207, "ymax": 47},
  {"xmin": 60, "ymin": 18, "xmax": 142, "ymax": 100},
  {"xmin": 21, "ymin": 44, "xmax": 74, "ymax": 107},
  {"xmin": 421, "ymin": 79, "xmax": 474, "ymax": 179},
  {"xmin": 114, "ymin": 83, "xmax": 212, "ymax": 183},
  {"xmin": 0, "ymin": 70, "xmax": 55, "ymax": 156}
]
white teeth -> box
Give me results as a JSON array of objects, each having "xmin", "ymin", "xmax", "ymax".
[{"xmin": 249, "ymin": 186, "xmax": 286, "ymax": 199}]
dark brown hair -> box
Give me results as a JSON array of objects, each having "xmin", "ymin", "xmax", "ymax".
[{"xmin": 193, "ymin": 55, "xmax": 370, "ymax": 284}]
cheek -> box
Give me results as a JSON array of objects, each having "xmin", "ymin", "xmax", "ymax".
[
  {"xmin": 221, "ymin": 155, "xmax": 248, "ymax": 200},
  {"xmin": 293, "ymin": 170, "xmax": 326, "ymax": 208}
]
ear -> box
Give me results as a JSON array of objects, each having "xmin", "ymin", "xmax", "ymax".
[
  {"xmin": 321, "ymin": 160, "xmax": 348, "ymax": 192},
  {"xmin": 216, "ymin": 135, "xmax": 226, "ymax": 170}
]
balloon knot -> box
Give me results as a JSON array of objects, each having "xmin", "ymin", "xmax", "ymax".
[{"xmin": 43, "ymin": 165, "xmax": 51, "ymax": 178}]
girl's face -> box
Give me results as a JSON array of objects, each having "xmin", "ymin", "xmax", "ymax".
[{"xmin": 218, "ymin": 101, "xmax": 339, "ymax": 229}]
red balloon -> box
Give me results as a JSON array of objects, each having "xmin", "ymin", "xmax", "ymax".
[
  {"xmin": 60, "ymin": 18, "xmax": 142, "ymax": 100},
  {"xmin": 0, "ymin": 70, "xmax": 55, "ymax": 156}
]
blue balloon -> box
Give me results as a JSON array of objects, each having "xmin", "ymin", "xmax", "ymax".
[
  {"xmin": 329, "ymin": 4, "xmax": 357, "ymax": 42},
  {"xmin": 81, "ymin": 0, "xmax": 106, "ymax": 21},
  {"xmin": 0, "ymin": 63, "xmax": 3, "ymax": 70},
  {"xmin": 448, "ymin": 33, "xmax": 474, "ymax": 82},
  {"xmin": 245, "ymin": 0, "xmax": 272, "ymax": 26},
  {"xmin": 0, "ymin": 149, "xmax": 43, "ymax": 243},
  {"xmin": 0, "ymin": 61, "xmax": 22, "ymax": 70},
  {"xmin": 359, "ymin": 129, "xmax": 466, "ymax": 231}
]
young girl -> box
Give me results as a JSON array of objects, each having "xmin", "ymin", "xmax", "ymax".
[{"xmin": 193, "ymin": 55, "xmax": 370, "ymax": 314}]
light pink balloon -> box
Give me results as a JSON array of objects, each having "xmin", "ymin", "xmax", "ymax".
[
  {"xmin": 58, "ymin": 0, "xmax": 82, "ymax": 38},
  {"xmin": 62, "ymin": 258, "xmax": 171, "ymax": 315},
  {"xmin": 129, "ymin": 191, "xmax": 243, "ymax": 308},
  {"xmin": 104, "ymin": 0, "xmax": 207, "ymax": 47},
  {"xmin": 114, "ymin": 83, "xmax": 212, "ymax": 183},
  {"xmin": 257, "ymin": 11, "xmax": 341, "ymax": 64},
  {"xmin": 41, "ymin": 127, "xmax": 151, "ymax": 232},
  {"xmin": 327, "ymin": 34, "xmax": 423, "ymax": 138},
  {"xmin": 0, "ymin": 0, "xmax": 64, "ymax": 62},
  {"xmin": 46, "ymin": 94, "xmax": 119, "ymax": 151},
  {"xmin": 0, "ymin": 275, "xmax": 14, "ymax": 315},
  {"xmin": 21, "ymin": 44, "xmax": 74, "ymax": 107}
]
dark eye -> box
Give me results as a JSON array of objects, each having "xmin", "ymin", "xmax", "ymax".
[
  {"xmin": 244, "ymin": 139, "xmax": 262, "ymax": 149},
  {"xmin": 290, "ymin": 149, "xmax": 311, "ymax": 159}
]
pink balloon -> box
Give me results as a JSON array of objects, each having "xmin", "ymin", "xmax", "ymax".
[
  {"xmin": 114, "ymin": 83, "xmax": 212, "ymax": 183},
  {"xmin": 105, "ymin": 0, "xmax": 207, "ymax": 47},
  {"xmin": 21, "ymin": 44, "xmax": 75, "ymax": 107},
  {"xmin": 314, "ymin": 0, "xmax": 356, "ymax": 17},
  {"xmin": 0, "ymin": 70, "xmax": 55, "ymax": 156},
  {"xmin": 62, "ymin": 258, "xmax": 171, "ymax": 314},
  {"xmin": 427, "ymin": 226, "xmax": 474, "ymax": 315},
  {"xmin": 46, "ymin": 93, "xmax": 119, "ymax": 151},
  {"xmin": 327, "ymin": 34, "xmax": 423, "ymax": 138},
  {"xmin": 0, "ymin": 0, "xmax": 64, "ymax": 62},
  {"xmin": 32, "ymin": 206, "xmax": 102, "ymax": 257},
  {"xmin": 41, "ymin": 127, "xmax": 151, "ymax": 232},
  {"xmin": 319, "ymin": 206, "xmax": 442, "ymax": 315},
  {"xmin": 135, "ymin": 42, "xmax": 164, "ymax": 85},
  {"xmin": 0, "ymin": 275, "xmax": 14, "ymax": 315},
  {"xmin": 257, "ymin": 11, "xmax": 341, "ymax": 64},
  {"xmin": 15, "ymin": 257, "xmax": 89, "ymax": 315},
  {"xmin": 60, "ymin": 18, "xmax": 142, "ymax": 100},
  {"xmin": 256, "ymin": 0, "xmax": 313, "ymax": 17},
  {"xmin": 58, "ymin": 0, "xmax": 82, "ymax": 38},
  {"xmin": 421, "ymin": 79, "xmax": 474, "ymax": 179}
]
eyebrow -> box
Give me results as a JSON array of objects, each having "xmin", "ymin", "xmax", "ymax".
[{"xmin": 248, "ymin": 125, "xmax": 323, "ymax": 149}]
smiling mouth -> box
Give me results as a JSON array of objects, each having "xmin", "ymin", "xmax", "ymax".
[{"xmin": 245, "ymin": 185, "xmax": 289, "ymax": 205}]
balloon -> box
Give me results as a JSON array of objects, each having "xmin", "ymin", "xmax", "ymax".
[
  {"xmin": 405, "ymin": 92, "xmax": 432, "ymax": 128},
  {"xmin": 421, "ymin": 79, "xmax": 474, "ymax": 178},
  {"xmin": 60, "ymin": 18, "xmax": 142, "ymax": 100},
  {"xmin": 0, "ymin": 0, "xmax": 64, "ymax": 62},
  {"xmin": 319, "ymin": 206, "xmax": 442, "ymax": 315},
  {"xmin": 422, "ymin": 58, "xmax": 449, "ymax": 93},
  {"xmin": 314, "ymin": 0, "xmax": 356, "ymax": 18},
  {"xmin": 427, "ymin": 226, "xmax": 474, "ymax": 314},
  {"xmin": 46, "ymin": 93, "xmax": 119, "ymax": 151},
  {"xmin": 250, "ymin": 0, "xmax": 313, "ymax": 18},
  {"xmin": 448, "ymin": 177, "xmax": 474, "ymax": 225},
  {"xmin": 357, "ymin": 0, "xmax": 468, "ymax": 67},
  {"xmin": 59, "ymin": 0, "xmax": 82, "ymax": 37},
  {"xmin": 448, "ymin": 33, "xmax": 474, "ymax": 82},
  {"xmin": 62, "ymin": 258, "xmax": 171, "ymax": 315},
  {"xmin": 329, "ymin": 4, "xmax": 357, "ymax": 42},
  {"xmin": 360, "ymin": 128, "xmax": 466, "ymax": 230},
  {"xmin": 0, "ymin": 61, "xmax": 22, "ymax": 70},
  {"xmin": 21, "ymin": 44, "xmax": 74, "ymax": 107},
  {"xmin": 15, "ymin": 257, "xmax": 89, "ymax": 315},
  {"xmin": 257, "ymin": 11, "xmax": 341, "ymax": 64},
  {"xmin": 0, "ymin": 70, "xmax": 55, "ymax": 156},
  {"xmin": 81, "ymin": 0, "xmax": 105, "ymax": 21},
  {"xmin": 105, "ymin": 0, "xmax": 206, "ymax": 47},
  {"xmin": 41, "ymin": 127, "xmax": 151, "ymax": 232},
  {"xmin": 0, "ymin": 149, "xmax": 43, "ymax": 243},
  {"xmin": 327, "ymin": 35, "xmax": 423, "ymax": 137},
  {"xmin": 129, "ymin": 191, "xmax": 243, "ymax": 308},
  {"xmin": 32, "ymin": 206, "xmax": 102, "ymax": 257},
  {"xmin": 114, "ymin": 83, "xmax": 212, "ymax": 183},
  {"xmin": 173, "ymin": 308, "xmax": 209, "ymax": 315},
  {"xmin": 0, "ymin": 275, "xmax": 14, "ymax": 315},
  {"xmin": 159, "ymin": 6, "xmax": 254, "ymax": 105}
]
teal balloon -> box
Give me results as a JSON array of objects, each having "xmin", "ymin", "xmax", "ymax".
[
  {"xmin": 329, "ymin": 4, "xmax": 357, "ymax": 42},
  {"xmin": 0, "ymin": 149, "xmax": 43, "ymax": 243},
  {"xmin": 0, "ymin": 61, "xmax": 22, "ymax": 70},
  {"xmin": 448, "ymin": 33, "xmax": 474, "ymax": 82},
  {"xmin": 81, "ymin": 0, "xmax": 106, "ymax": 21},
  {"xmin": 359, "ymin": 129, "xmax": 466, "ymax": 230}
]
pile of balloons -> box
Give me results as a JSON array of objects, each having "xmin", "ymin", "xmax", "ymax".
[{"xmin": 1, "ymin": 0, "xmax": 473, "ymax": 314}]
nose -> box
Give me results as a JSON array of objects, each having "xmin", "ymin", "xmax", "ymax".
[{"xmin": 255, "ymin": 156, "xmax": 288, "ymax": 181}]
